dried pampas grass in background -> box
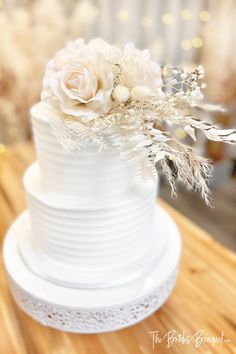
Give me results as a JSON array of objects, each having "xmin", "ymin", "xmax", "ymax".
[{"xmin": 0, "ymin": 0, "xmax": 94, "ymax": 143}]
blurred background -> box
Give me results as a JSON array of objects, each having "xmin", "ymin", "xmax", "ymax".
[{"xmin": 0, "ymin": 0, "xmax": 235, "ymax": 249}]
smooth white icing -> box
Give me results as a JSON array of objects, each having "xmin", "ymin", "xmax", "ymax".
[{"xmin": 19, "ymin": 103, "xmax": 159, "ymax": 288}]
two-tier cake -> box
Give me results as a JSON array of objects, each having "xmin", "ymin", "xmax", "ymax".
[
  {"xmin": 3, "ymin": 38, "xmax": 204, "ymax": 333},
  {"xmin": 21, "ymin": 102, "xmax": 160, "ymax": 289},
  {"xmin": 3, "ymin": 100, "xmax": 181, "ymax": 332}
]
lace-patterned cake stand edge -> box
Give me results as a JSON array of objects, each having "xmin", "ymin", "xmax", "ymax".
[{"xmin": 3, "ymin": 205, "xmax": 181, "ymax": 333}]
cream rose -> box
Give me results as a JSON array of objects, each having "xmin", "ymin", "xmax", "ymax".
[{"xmin": 41, "ymin": 39, "xmax": 113, "ymax": 122}]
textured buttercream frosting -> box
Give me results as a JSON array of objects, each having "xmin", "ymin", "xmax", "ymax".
[
  {"xmin": 19, "ymin": 102, "xmax": 159, "ymax": 288},
  {"xmin": 31, "ymin": 103, "xmax": 135, "ymax": 198}
]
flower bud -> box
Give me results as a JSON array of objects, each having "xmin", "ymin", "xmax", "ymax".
[{"xmin": 112, "ymin": 85, "xmax": 130, "ymax": 102}]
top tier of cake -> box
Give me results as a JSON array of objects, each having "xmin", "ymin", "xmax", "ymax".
[{"xmin": 31, "ymin": 103, "xmax": 135, "ymax": 199}]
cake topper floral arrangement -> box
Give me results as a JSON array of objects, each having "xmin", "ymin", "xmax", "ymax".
[{"xmin": 41, "ymin": 39, "xmax": 236, "ymax": 205}]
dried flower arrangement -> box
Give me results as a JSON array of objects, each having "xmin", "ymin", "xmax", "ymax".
[{"xmin": 41, "ymin": 39, "xmax": 236, "ymax": 205}]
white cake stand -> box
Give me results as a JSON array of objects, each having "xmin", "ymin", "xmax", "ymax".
[{"xmin": 3, "ymin": 205, "xmax": 181, "ymax": 333}]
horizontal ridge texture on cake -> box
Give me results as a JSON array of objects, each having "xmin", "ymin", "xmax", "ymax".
[
  {"xmin": 31, "ymin": 103, "xmax": 135, "ymax": 198},
  {"xmin": 18, "ymin": 103, "xmax": 158, "ymax": 288},
  {"xmin": 20, "ymin": 162, "xmax": 157, "ymax": 287}
]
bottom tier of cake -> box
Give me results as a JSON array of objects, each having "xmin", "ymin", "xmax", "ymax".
[
  {"xmin": 3, "ymin": 205, "xmax": 181, "ymax": 333},
  {"xmin": 21, "ymin": 162, "xmax": 158, "ymax": 289}
]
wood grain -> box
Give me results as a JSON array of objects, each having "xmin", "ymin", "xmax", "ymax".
[{"xmin": 0, "ymin": 142, "xmax": 236, "ymax": 354}]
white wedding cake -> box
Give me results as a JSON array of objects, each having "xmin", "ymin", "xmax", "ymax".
[
  {"xmin": 3, "ymin": 39, "xmax": 195, "ymax": 333},
  {"xmin": 19, "ymin": 102, "xmax": 159, "ymax": 289},
  {"xmin": 4, "ymin": 38, "xmax": 235, "ymax": 332}
]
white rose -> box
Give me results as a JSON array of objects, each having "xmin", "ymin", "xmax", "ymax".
[{"xmin": 41, "ymin": 39, "xmax": 113, "ymax": 122}]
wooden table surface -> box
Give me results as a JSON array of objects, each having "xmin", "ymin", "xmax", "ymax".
[{"xmin": 0, "ymin": 142, "xmax": 236, "ymax": 354}]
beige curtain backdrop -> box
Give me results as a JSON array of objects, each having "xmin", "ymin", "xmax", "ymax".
[{"xmin": 200, "ymin": 0, "xmax": 236, "ymax": 104}]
